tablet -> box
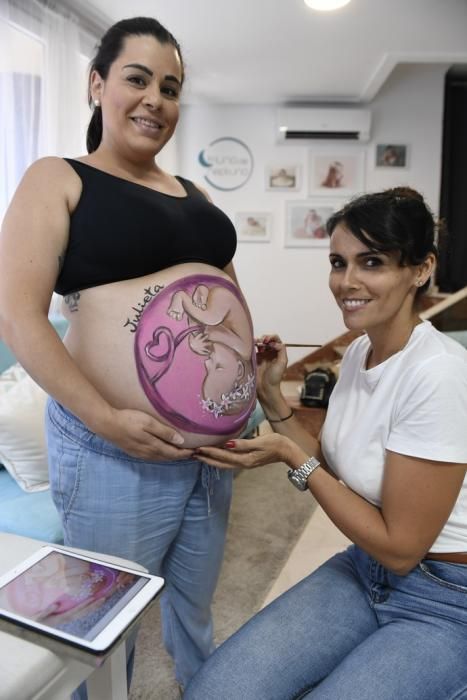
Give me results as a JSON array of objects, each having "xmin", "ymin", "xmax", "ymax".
[{"xmin": 0, "ymin": 546, "xmax": 164, "ymax": 653}]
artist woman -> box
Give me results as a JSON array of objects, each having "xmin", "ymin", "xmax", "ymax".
[
  {"xmin": 185, "ymin": 188, "xmax": 467, "ymax": 700},
  {"xmin": 0, "ymin": 16, "xmax": 256, "ymax": 695}
]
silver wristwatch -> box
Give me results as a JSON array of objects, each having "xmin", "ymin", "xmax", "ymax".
[{"xmin": 288, "ymin": 456, "xmax": 321, "ymax": 491}]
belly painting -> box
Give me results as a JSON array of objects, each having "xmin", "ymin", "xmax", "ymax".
[{"xmin": 134, "ymin": 273, "xmax": 256, "ymax": 443}]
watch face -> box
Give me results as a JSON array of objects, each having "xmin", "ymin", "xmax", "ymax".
[
  {"xmin": 288, "ymin": 458, "xmax": 320, "ymax": 491},
  {"xmin": 288, "ymin": 469, "xmax": 307, "ymax": 491}
]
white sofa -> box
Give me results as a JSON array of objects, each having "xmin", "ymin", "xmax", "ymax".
[{"xmin": 0, "ymin": 322, "xmax": 66, "ymax": 543}]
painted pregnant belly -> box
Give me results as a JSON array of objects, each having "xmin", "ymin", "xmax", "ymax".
[{"xmin": 134, "ymin": 274, "xmax": 256, "ymax": 437}]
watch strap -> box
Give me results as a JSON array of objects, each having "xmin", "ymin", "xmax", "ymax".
[{"xmin": 288, "ymin": 456, "xmax": 321, "ymax": 491}]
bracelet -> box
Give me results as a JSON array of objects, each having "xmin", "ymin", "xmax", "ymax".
[{"xmin": 266, "ymin": 408, "xmax": 294, "ymax": 423}]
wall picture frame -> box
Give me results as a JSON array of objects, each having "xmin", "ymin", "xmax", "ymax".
[
  {"xmin": 375, "ymin": 143, "xmax": 408, "ymax": 168},
  {"xmin": 235, "ymin": 212, "xmax": 272, "ymax": 242},
  {"xmin": 308, "ymin": 149, "xmax": 365, "ymax": 197},
  {"xmin": 265, "ymin": 165, "xmax": 300, "ymax": 191},
  {"xmin": 284, "ymin": 200, "xmax": 341, "ymax": 248}
]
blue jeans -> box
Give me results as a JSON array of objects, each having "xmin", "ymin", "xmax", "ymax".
[
  {"xmin": 185, "ymin": 544, "xmax": 467, "ymax": 699},
  {"xmin": 46, "ymin": 398, "xmax": 233, "ymax": 692}
]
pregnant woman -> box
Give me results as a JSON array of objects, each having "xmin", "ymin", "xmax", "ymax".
[{"xmin": 0, "ymin": 17, "xmax": 255, "ymax": 696}]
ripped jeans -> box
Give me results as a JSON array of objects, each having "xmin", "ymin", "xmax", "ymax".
[{"xmin": 46, "ymin": 398, "xmax": 233, "ymax": 692}]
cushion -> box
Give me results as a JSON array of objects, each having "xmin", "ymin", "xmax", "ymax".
[
  {"xmin": 0, "ymin": 363, "xmax": 25, "ymax": 391},
  {"xmin": 0, "ymin": 365, "xmax": 49, "ymax": 492},
  {"xmin": 0, "ymin": 470, "xmax": 63, "ymax": 543}
]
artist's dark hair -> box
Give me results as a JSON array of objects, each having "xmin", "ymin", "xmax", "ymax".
[
  {"xmin": 86, "ymin": 17, "xmax": 184, "ymax": 153},
  {"xmin": 326, "ymin": 187, "xmax": 440, "ymax": 296}
]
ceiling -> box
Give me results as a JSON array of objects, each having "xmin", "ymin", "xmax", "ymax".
[{"xmin": 74, "ymin": 0, "xmax": 467, "ymax": 105}]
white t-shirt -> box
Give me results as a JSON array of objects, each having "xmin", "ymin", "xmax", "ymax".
[{"xmin": 321, "ymin": 321, "xmax": 467, "ymax": 552}]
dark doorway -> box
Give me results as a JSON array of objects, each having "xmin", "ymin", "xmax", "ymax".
[{"xmin": 437, "ymin": 65, "xmax": 467, "ymax": 292}]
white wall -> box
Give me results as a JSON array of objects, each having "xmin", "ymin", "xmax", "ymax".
[
  {"xmin": 177, "ymin": 62, "xmax": 448, "ymax": 362},
  {"xmin": 366, "ymin": 62, "xmax": 448, "ymax": 207}
]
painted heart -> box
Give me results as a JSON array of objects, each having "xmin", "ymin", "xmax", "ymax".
[{"xmin": 145, "ymin": 327, "xmax": 172, "ymax": 362}]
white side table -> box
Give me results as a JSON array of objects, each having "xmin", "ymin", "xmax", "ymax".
[{"xmin": 0, "ymin": 533, "xmax": 152, "ymax": 700}]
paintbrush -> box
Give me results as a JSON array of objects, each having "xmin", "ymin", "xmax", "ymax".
[
  {"xmin": 255, "ymin": 341, "xmax": 322, "ymax": 349},
  {"xmin": 283, "ymin": 343, "xmax": 322, "ymax": 348}
]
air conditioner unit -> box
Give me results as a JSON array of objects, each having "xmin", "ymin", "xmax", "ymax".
[{"xmin": 277, "ymin": 107, "xmax": 371, "ymax": 142}]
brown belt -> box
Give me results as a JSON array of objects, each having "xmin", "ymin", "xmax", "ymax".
[{"xmin": 425, "ymin": 552, "xmax": 467, "ymax": 564}]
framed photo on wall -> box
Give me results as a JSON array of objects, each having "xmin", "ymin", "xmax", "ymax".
[
  {"xmin": 265, "ymin": 165, "xmax": 300, "ymax": 191},
  {"xmin": 375, "ymin": 144, "xmax": 408, "ymax": 168},
  {"xmin": 235, "ymin": 212, "xmax": 272, "ymax": 242},
  {"xmin": 284, "ymin": 200, "xmax": 341, "ymax": 248},
  {"xmin": 308, "ymin": 149, "xmax": 365, "ymax": 197}
]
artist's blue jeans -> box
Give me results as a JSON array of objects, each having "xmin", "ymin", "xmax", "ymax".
[
  {"xmin": 185, "ymin": 544, "xmax": 467, "ymax": 699},
  {"xmin": 46, "ymin": 398, "xmax": 233, "ymax": 696}
]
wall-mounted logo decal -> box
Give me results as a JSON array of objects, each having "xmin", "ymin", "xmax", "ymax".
[{"xmin": 198, "ymin": 137, "xmax": 254, "ymax": 191}]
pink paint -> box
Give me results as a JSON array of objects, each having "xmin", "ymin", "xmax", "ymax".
[{"xmin": 135, "ymin": 274, "xmax": 256, "ymax": 435}]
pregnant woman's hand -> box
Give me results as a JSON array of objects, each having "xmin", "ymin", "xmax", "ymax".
[{"xmin": 97, "ymin": 408, "xmax": 194, "ymax": 460}]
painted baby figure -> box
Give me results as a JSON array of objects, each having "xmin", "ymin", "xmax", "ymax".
[
  {"xmin": 166, "ymin": 279, "xmax": 255, "ymax": 416},
  {"xmin": 135, "ymin": 273, "xmax": 256, "ymax": 446}
]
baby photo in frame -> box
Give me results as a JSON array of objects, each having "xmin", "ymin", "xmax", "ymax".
[
  {"xmin": 375, "ymin": 144, "xmax": 408, "ymax": 168},
  {"xmin": 235, "ymin": 212, "xmax": 272, "ymax": 242},
  {"xmin": 309, "ymin": 150, "xmax": 365, "ymax": 197},
  {"xmin": 265, "ymin": 165, "xmax": 300, "ymax": 191},
  {"xmin": 285, "ymin": 200, "xmax": 340, "ymax": 248}
]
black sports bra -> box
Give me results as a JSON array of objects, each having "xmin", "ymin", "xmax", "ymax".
[{"xmin": 55, "ymin": 159, "xmax": 237, "ymax": 296}]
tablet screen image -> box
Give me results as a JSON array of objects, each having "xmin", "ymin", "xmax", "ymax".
[{"xmin": 0, "ymin": 547, "xmax": 164, "ymax": 652}]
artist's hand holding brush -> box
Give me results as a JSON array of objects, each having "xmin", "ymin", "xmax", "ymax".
[
  {"xmin": 194, "ymin": 334, "xmax": 324, "ymax": 470},
  {"xmin": 255, "ymin": 335, "xmax": 290, "ymax": 419}
]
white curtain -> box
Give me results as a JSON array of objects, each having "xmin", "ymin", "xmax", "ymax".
[{"xmin": 0, "ymin": 0, "xmax": 84, "ymax": 223}]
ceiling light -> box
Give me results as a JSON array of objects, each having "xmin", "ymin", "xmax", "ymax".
[{"xmin": 304, "ymin": 0, "xmax": 352, "ymax": 10}]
